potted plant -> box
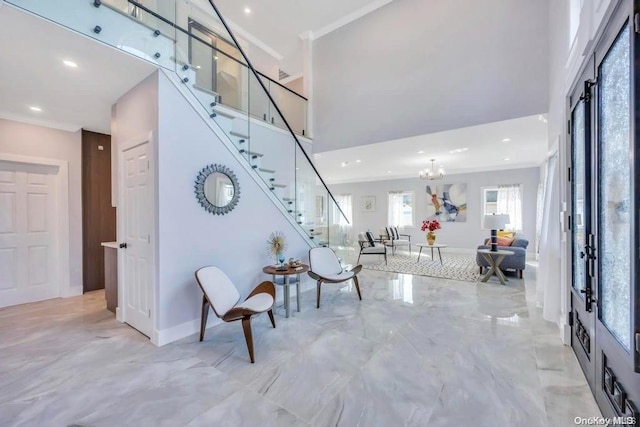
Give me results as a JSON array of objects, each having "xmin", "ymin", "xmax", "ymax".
[{"xmin": 421, "ymin": 219, "xmax": 441, "ymax": 245}]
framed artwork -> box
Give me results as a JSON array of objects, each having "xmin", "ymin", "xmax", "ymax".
[
  {"xmin": 425, "ymin": 184, "xmax": 467, "ymax": 222},
  {"xmin": 362, "ymin": 196, "xmax": 376, "ymax": 212}
]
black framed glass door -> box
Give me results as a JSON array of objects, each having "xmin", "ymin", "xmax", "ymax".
[
  {"xmin": 569, "ymin": 0, "xmax": 640, "ymax": 419},
  {"xmin": 569, "ymin": 62, "xmax": 596, "ymax": 389}
]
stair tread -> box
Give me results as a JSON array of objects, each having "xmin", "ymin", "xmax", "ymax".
[
  {"xmin": 240, "ymin": 150, "xmax": 263, "ymax": 157},
  {"xmin": 213, "ymin": 108, "xmax": 235, "ymax": 119},
  {"xmin": 258, "ymin": 168, "xmax": 275, "ymax": 174},
  {"xmin": 230, "ymin": 131, "xmax": 249, "ymax": 139},
  {"xmin": 271, "ymin": 183, "xmax": 287, "ymax": 188},
  {"xmin": 192, "ymin": 84, "xmax": 220, "ymax": 97},
  {"xmin": 282, "ymin": 197, "xmax": 295, "ymax": 201}
]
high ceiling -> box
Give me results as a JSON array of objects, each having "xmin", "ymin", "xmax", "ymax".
[
  {"xmin": 211, "ymin": 0, "xmax": 392, "ymax": 65},
  {"xmin": 0, "ymin": 5, "xmax": 156, "ymax": 134},
  {"xmin": 313, "ymin": 115, "xmax": 549, "ymax": 184}
]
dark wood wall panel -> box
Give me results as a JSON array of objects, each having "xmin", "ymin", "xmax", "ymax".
[{"xmin": 82, "ymin": 130, "xmax": 116, "ymax": 293}]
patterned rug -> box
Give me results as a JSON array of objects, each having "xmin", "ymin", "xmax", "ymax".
[{"xmin": 362, "ymin": 253, "xmax": 480, "ymax": 283}]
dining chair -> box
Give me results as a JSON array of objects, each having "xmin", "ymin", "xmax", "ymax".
[
  {"xmin": 308, "ymin": 247, "xmax": 362, "ymax": 308},
  {"xmin": 195, "ymin": 266, "xmax": 276, "ymax": 363}
]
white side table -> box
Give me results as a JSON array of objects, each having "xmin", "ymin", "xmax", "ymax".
[
  {"xmin": 414, "ymin": 243, "xmax": 448, "ymax": 265},
  {"xmin": 477, "ymin": 249, "xmax": 514, "ymax": 285}
]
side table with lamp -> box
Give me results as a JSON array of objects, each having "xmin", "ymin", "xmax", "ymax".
[{"xmin": 478, "ymin": 214, "xmax": 513, "ymax": 285}]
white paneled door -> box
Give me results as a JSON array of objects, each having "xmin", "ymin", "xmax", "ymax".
[
  {"xmin": 120, "ymin": 143, "xmax": 152, "ymax": 337},
  {"xmin": 0, "ymin": 161, "xmax": 59, "ymax": 308}
]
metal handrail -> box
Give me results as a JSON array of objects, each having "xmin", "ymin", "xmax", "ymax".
[
  {"xmin": 128, "ymin": 0, "xmax": 307, "ymax": 101},
  {"xmin": 205, "ymin": 0, "xmax": 350, "ymax": 224},
  {"xmin": 127, "ymin": 0, "xmax": 349, "ymax": 224}
]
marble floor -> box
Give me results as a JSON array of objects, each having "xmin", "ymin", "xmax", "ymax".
[{"xmin": 0, "ymin": 260, "xmax": 601, "ymax": 426}]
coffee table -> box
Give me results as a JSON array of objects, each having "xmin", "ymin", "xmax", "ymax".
[
  {"xmin": 414, "ymin": 243, "xmax": 447, "ymax": 265},
  {"xmin": 262, "ymin": 264, "xmax": 309, "ymax": 318},
  {"xmin": 477, "ymin": 249, "xmax": 514, "ymax": 285}
]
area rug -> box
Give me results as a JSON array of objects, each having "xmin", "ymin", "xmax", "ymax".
[{"xmin": 362, "ymin": 254, "xmax": 480, "ymax": 283}]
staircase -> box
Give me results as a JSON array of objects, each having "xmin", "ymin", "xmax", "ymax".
[{"xmin": 7, "ymin": 0, "xmax": 349, "ymax": 249}]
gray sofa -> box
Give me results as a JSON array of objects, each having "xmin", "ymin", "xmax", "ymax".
[{"xmin": 476, "ymin": 235, "xmax": 529, "ymax": 278}]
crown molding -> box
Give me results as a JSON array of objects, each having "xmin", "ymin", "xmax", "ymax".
[{"xmin": 310, "ymin": 0, "xmax": 393, "ymax": 40}]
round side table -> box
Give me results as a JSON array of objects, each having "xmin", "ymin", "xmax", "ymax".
[{"xmin": 262, "ymin": 264, "xmax": 309, "ymax": 318}]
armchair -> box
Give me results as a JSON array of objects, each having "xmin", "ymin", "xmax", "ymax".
[
  {"xmin": 195, "ymin": 266, "xmax": 276, "ymax": 363},
  {"xmin": 380, "ymin": 226, "xmax": 412, "ymax": 255},
  {"xmin": 357, "ymin": 231, "xmax": 388, "ymax": 264},
  {"xmin": 308, "ymin": 247, "xmax": 362, "ymax": 308}
]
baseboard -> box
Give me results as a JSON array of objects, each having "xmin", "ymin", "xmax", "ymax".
[
  {"xmin": 61, "ymin": 286, "xmax": 82, "ymax": 298},
  {"xmin": 115, "ymin": 307, "xmax": 123, "ymax": 322},
  {"xmin": 559, "ymin": 319, "xmax": 571, "ymax": 345},
  {"xmin": 153, "ymin": 316, "xmax": 223, "ymax": 346}
]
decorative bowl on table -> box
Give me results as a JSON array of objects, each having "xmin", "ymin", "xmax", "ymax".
[{"xmin": 288, "ymin": 258, "xmax": 302, "ymax": 267}]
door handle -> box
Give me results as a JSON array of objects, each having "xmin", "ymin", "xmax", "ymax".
[{"xmin": 119, "ymin": 243, "xmax": 127, "ymax": 249}]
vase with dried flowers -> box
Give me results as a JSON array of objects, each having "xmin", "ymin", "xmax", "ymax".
[
  {"xmin": 421, "ymin": 219, "xmax": 441, "ymax": 245},
  {"xmin": 267, "ymin": 231, "xmax": 287, "ymax": 266}
]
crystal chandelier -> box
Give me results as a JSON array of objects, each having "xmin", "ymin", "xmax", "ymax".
[{"xmin": 419, "ymin": 159, "xmax": 445, "ymax": 180}]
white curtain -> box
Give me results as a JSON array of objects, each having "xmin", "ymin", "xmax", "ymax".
[
  {"xmin": 332, "ymin": 194, "xmax": 353, "ymax": 245},
  {"xmin": 496, "ymin": 185, "xmax": 523, "ymax": 231},
  {"xmin": 388, "ymin": 192, "xmax": 414, "ymax": 227},
  {"xmin": 538, "ymin": 153, "xmax": 562, "ymax": 323}
]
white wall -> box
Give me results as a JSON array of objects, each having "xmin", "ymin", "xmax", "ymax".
[
  {"xmin": 0, "ymin": 119, "xmax": 82, "ymax": 290},
  {"xmin": 328, "ymin": 167, "xmax": 540, "ymax": 254},
  {"xmin": 155, "ymin": 71, "xmax": 312, "ymax": 339},
  {"xmin": 312, "ymin": 0, "xmax": 550, "ymax": 152}
]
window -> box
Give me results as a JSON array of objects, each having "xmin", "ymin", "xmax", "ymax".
[
  {"xmin": 388, "ymin": 191, "xmax": 414, "ymax": 227},
  {"xmin": 569, "ymin": 0, "xmax": 584, "ymax": 47},
  {"xmin": 331, "ymin": 194, "xmax": 353, "ymax": 226},
  {"xmin": 482, "ymin": 185, "xmax": 523, "ymax": 231}
]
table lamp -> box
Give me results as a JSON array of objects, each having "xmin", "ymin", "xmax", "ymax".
[{"xmin": 483, "ymin": 214, "xmax": 510, "ymax": 252}]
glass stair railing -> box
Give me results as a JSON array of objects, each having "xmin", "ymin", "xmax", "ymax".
[{"xmin": 5, "ymin": 0, "xmax": 351, "ymax": 251}]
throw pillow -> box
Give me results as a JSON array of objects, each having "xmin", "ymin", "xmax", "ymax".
[
  {"xmin": 365, "ymin": 231, "xmax": 376, "ymax": 247},
  {"xmin": 496, "ymin": 237, "xmax": 514, "ymax": 246},
  {"xmin": 497, "ymin": 231, "xmax": 515, "ymax": 238}
]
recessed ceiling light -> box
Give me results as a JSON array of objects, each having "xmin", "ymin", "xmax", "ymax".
[
  {"xmin": 449, "ymin": 147, "xmax": 469, "ymax": 154},
  {"xmin": 387, "ymin": 170, "xmax": 392, "ymax": 174},
  {"xmin": 341, "ymin": 161, "xmax": 349, "ymax": 167},
  {"xmin": 501, "ymin": 138, "xmax": 511, "ymax": 142},
  {"xmin": 214, "ymin": 56, "xmax": 218, "ymax": 60},
  {"xmin": 355, "ymin": 159, "xmax": 361, "ymax": 163},
  {"xmin": 29, "ymin": 106, "xmax": 42, "ymax": 112},
  {"xmin": 504, "ymin": 157, "xmax": 510, "ymax": 161},
  {"xmin": 417, "ymin": 150, "xmax": 425, "ymax": 154},
  {"xmin": 63, "ymin": 60, "xmax": 78, "ymax": 68},
  {"xmin": 244, "ymin": 7, "xmax": 251, "ymax": 14}
]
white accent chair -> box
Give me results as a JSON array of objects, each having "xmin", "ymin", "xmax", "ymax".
[
  {"xmin": 195, "ymin": 266, "xmax": 276, "ymax": 363},
  {"xmin": 308, "ymin": 247, "xmax": 363, "ymax": 308},
  {"xmin": 357, "ymin": 232, "xmax": 387, "ymax": 264},
  {"xmin": 380, "ymin": 226, "xmax": 412, "ymax": 255}
]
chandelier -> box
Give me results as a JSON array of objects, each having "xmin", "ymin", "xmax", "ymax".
[{"xmin": 419, "ymin": 159, "xmax": 445, "ymax": 180}]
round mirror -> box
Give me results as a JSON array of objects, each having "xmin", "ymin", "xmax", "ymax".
[{"xmin": 195, "ymin": 164, "xmax": 240, "ymax": 215}]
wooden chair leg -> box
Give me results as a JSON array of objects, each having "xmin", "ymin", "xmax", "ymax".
[
  {"xmin": 357, "ymin": 252, "xmax": 362, "ymax": 264},
  {"xmin": 479, "ymin": 267, "xmax": 482, "ymax": 274},
  {"xmin": 268, "ymin": 309, "xmax": 276, "ymax": 328},
  {"xmin": 384, "ymin": 252, "xmax": 387, "ymax": 265},
  {"xmin": 353, "ymin": 276, "xmax": 362, "ymax": 300},
  {"xmin": 241, "ymin": 316, "xmax": 255, "ymax": 363},
  {"xmin": 519, "ymin": 270, "xmax": 523, "ymax": 279},
  {"xmin": 316, "ymin": 280, "xmax": 322, "ymax": 308},
  {"xmin": 200, "ymin": 296, "xmax": 209, "ymax": 342}
]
